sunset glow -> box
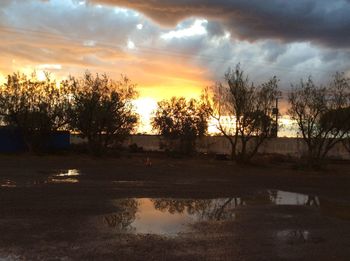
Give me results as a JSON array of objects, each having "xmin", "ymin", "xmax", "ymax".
[
  {"xmin": 0, "ymin": 0, "xmax": 349, "ymax": 137},
  {"xmin": 133, "ymin": 97, "xmax": 158, "ymax": 133}
]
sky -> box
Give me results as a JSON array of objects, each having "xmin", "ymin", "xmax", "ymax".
[{"xmin": 0, "ymin": 0, "xmax": 350, "ymax": 134}]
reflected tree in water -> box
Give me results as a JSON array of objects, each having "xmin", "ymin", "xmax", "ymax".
[
  {"xmin": 269, "ymin": 190, "xmax": 320, "ymax": 207},
  {"xmin": 305, "ymin": 196, "xmax": 320, "ymax": 207},
  {"xmin": 102, "ymin": 194, "xmax": 322, "ymax": 234},
  {"xmin": 153, "ymin": 193, "xmax": 320, "ymax": 222},
  {"xmin": 242, "ymin": 191, "xmax": 277, "ymax": 205},
  {"xmin": 277, "ymin": 230, "xmax": 310, "ymax": 243},
  {"xmin": 152, "ymin": 198, "xmax": 244, "ymax": 221},
  {"xmin": 103, "ymin": 199, "xmax": 139, "ymax": 231}
]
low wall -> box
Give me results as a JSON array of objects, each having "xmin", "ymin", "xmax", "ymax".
[
  {"xmin": 196, "ymin": 136, "xmax": 348, "ymax": 159},
  {"xmin": 71, "ymin": 134, "xmax": 350, "ymax": 160}
]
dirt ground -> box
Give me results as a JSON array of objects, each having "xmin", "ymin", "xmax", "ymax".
[{"xmin": 1, "ymin": 153, "xmax": 350, "ymax": 260}]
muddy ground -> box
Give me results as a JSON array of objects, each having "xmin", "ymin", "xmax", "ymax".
[{"xmin": 1, "ymin": 153, "xmax": 350, "ymax": 260}]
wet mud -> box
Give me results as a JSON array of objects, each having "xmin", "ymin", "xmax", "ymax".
[{"xmin": 1, "ymin": 155, "xmax": 350, "ymax": 260}]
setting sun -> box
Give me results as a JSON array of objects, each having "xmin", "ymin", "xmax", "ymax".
[{"xmin": 133, "ymin": 97, "xmax": 158, "ymax": 133}]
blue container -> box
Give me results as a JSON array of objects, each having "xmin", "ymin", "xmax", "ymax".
[
  {"xmin": 0, "ymin": 127, "xmax": 70, "ymax": 152},
  {"xmin": 48, "ymin": 131, "xmax": 70, "ymax": 150},
  {"xmin": 0, "ymin": 127, "xmax": 26, "ymax": 153}
]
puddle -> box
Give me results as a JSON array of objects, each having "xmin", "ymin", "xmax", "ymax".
[
  {"xmin": 101, "ymin": 198, "xmax": 240, "ymax": 235},
  {"xmin": 0, "ymin": 179, "xmax": 17, "ymax": 188},
  {"xmin": 0, "ymin": 179, "xmax": 328, "ymax": 237},
  {"xmin": 269, "ymin": 190, "xmax": 320, "ymax": 206},
  {"xmin": 99, "ymin": 191, "xmax": 320, "ymax": 236},
  {"xmin": 276, "ymin": 229, "xmax": 310, "ymax": 243},
  {"xmin": 0, "ymin": 185, "xmax": 347, "ymax": 239},
  {"xmin": 48, "ymin": 169, "xmax": 80, "ymax": 184},
  {"xmin": 54, "ymin": 169, "xmax": 80, "ymax": 177},
  {"xmin": 0, "ymin": 169, "xmax": 81, "ymax": 187}
]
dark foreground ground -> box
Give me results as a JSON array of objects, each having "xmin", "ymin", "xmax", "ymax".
[{"xmin": 1, "ymin": 153, "xmax": 350, "ymax": 260}]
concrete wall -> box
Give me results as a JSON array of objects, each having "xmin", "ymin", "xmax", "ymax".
[
  {"xmin": 196, "ymin": 136, "xmax": 349, "ymax": 159},
  {"xmin": 71, "ymin": 134, "xmax": 350, "ymax": 160}
]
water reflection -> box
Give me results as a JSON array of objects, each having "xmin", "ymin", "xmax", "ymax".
[
  {"xmin": 271, "ymin": 191, "xmax": 320, "ymax": 206},
  {"xmin": 103, "ymin": 199, "xmax": 139, "ymax": 232},
  {"xmin": 0, "ymin": 169, "xmax": 81, "ymax": 187},
  {"xmin": 47, "ymin": 169, "xmax": 80, "ymax": 184},
  {"xmin": 100, "ymin": 192, "xmax": 322, "ymax": 235},
  {"xmin": 49, "ymin": 169, "xmax": 79, "ymax": 183},
  {"xmin": 152, "ymin": 198, "xmax": 242, "ymax": 221},
  {"xmin": 102, "ymin": 198, "xmax": 240, "ymax": 235},
  {"xmin": 55, "ymin": 169, "xmax": 80, "ymax": 177},
  {"xmin": 0, "ymin": 179, "xmax": 17, "ymax": 188},
  {"xmin": 132, "ymin": 198, "xmax": 194, "ymax": 234},
  {"xmin": 276, "ymin": 229, "xmax": 310, "ymax": 243}
]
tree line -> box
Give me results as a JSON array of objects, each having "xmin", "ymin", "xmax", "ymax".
[
  {"xmin": 0, "ymin": 66, "xmax": 350, "ymax": 167},
  {"xmin": 0, "ymin": 72, "xmax": 138, "ymax": 154}
]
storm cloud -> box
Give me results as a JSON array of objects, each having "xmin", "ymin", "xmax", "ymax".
[
  {"xmin": 90, "ymin": 0, "xmax": 350, "ymax": 48},
  {"xmin": 0, "ymin": 0, "xmax": 349, "ymax": 96}
]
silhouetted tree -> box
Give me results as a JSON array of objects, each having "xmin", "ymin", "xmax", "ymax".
[
  {"xmin": 65, "ymin": 72, "xmax": 138, "ymax": 154},
  {"xmin": 288, "ymin": 72, "xmax": 350, "ymax": 168},
  {"xmin": 204, "ymin": 64, "xmax": 279, "ymax": 163},
  {"xmin": 151, "ymin": 97, "xmax": 209, "ymax": 155},
  {"xmin": 0, "ymin": 72, "xmax": 70, "ymax": 151},
  {"xmin": 320, "ymin": 107, "xmax": 350, "ymax": 154}
]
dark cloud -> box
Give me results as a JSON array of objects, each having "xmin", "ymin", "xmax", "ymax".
[
  {"xmin": 261, "ymin": 41, "xmax": 288, "ymax": 63},
  {"xmin": 0, "ymin": 0, "xmax": 349, "ymax": 92},
  {"xmin": 90, "ymin": 0, "xmax": 350, "ymax": 48},
  {"xmin": 206, "ymin": 21, "xmax": 226, "ymax": 38}
]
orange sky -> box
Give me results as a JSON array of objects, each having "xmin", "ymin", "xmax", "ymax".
[
  {"xmin": 0, "ymin": 43, "xmax": 211, "ymax": 134},
  {"xmin": 2, "ymin": 0, "xmax": 349, "ymax": 136}
]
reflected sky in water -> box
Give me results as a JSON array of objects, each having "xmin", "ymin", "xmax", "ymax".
[
  {"xmin": 47, "ymin": 169, "xmax": 81, "ymax": 184},
  {"xmin": 133, "ymin": 198, "xmax": 194, "ymax": 234},
  {"xmin": 101, "ymin": 191, "xmax": 320, "ymax": 236},
  {"xmin": 102, "ymin": 198, "xmax": 239, "ymax": 235},
  {"xmin": 270, "ymin": 190, "xmax": 320, "ymax": 206},
  {"xmin": 0, "ymin": 169, "xmax": 81, "ymax": 187},
  {"xmin": 135, "ymin": 198, "xmax": 238, "ymax": 235},
  {"xmin": 0, "ymin": 172, "xmax": 328, "ymax": 237},
  {"xmin": 55, "ymin": 169, "xmax": 80, "ymax": 177}
]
